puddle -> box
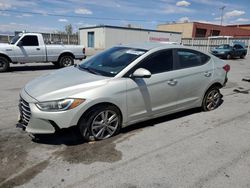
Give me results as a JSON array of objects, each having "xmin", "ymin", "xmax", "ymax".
[
  {"xmin": 0, "ymin": 160, "xmax": 49, "ymax": 188},
  {"xmin": 53, "ymin": 135, "xmax": 122, "ymax": 164},
  {"xmin": 0, "ymin": 131, "xmax": 37, "ymax": 186}
]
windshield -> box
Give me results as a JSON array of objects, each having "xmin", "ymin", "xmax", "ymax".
[
  {"xmin": 217, "ymin": 44, "xmax": 230, "ymax": 49},
  {"xmin": 10, "ymin": 34, "xmax": 22, "ymax": 44},
  {"xmin": 79, "ymin": 47, "xmax": 147, "ymax": 77}
]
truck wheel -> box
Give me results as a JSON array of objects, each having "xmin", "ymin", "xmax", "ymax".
[
  {"xmin": 0, "ymin": 57, "xmax": 10, "ymax": 72},
  {"xmin": 59, "ymin": 56, "xmax": 74, "ymax": 68},
  {"xmin": 226, "ymin": 54, "xmax": 231, "ymax": 60}
]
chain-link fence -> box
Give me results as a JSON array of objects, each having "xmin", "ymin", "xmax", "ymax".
[{"xmin": 0, "ymin": 32, "xmax": 79, "ymax": 44}]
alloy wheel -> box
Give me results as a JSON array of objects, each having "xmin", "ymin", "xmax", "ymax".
[
  {"xmin": 91, "ymin": 110, "xmax": 119, "ymax": 140},
  {"xmin": 205, "ymin": 89, "xmax": 221, "ymax": 111}
]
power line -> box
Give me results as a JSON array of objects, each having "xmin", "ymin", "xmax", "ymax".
[{"xmin": 1, "ymin": 9, "xmax": 171, "ymax": 23}]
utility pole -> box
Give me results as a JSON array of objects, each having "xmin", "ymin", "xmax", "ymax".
[{"xmin": 220, "ymin": 6, "xmax": 226, "ymax": 25}]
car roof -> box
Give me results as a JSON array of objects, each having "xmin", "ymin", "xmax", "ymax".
[{"xmin": 117, "ymin": 42, "xmax": 184, "ymax": 51}]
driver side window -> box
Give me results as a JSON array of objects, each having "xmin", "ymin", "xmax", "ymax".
[{"xmin": 136, "ymin": 50, "xmax": 173, "ymax": 74}]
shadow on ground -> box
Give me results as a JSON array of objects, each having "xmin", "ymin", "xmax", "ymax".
[
  {"xmin": 9, "ymin": 64, "xmax": 57, "ymax": 72},
  {"xmin": 33, "ymin": 107, "xmax": 203, "ymax": 146}
]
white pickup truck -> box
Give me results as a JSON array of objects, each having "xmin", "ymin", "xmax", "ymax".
[{"xmin": 0, "ymin": 33, "xmax": 86, "ymax": 72}]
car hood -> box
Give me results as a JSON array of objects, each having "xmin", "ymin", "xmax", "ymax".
[
  {"xmin": 0, "ymin": 43, "xmax": 12, "ymax": 48},
  {"xmin": 25, "ymin": 66, "xmax": 110, "ymax": 101}
]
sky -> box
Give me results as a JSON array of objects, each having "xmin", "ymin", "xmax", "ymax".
[{"xmin": 0, "ymin": 0, "xmax": 249, "ymax": 34}]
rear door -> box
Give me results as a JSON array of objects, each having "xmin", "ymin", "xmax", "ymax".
[
  {"xmin": 172, "ymin": 49, "xmax": 214, "ymax": 109},
  {"xmin": 14, "ymin": 35, "xmax": 46, "ymax": 63},
  {"xmin": 126, "ymin": 49, "xmax": 179, "ymax": 123}
]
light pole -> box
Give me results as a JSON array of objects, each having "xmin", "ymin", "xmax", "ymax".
[{"xmin": 220, "ymin": 6, "xmax": 226, "ymax": 25}]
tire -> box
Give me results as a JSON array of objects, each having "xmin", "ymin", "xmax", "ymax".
[
  {"xmin": 202, "ymin": 87, "xmax": 222, "ymax": 111},
  {"xmin": 0, "ymin": 56, "xmax": 10, "ymax": 72},
  {"xmin": 79, "ymin": 105, "xmax": 122, "ymax": 141},
  {"xmin": 226, "ymin": 54, "xmax": 231, "ymax": 60},
  {"xmin": 52, "ymin": 62, "xmax": 60, "ymax": 68},
  {"xmin": 58, "ymin": 55, "xmax": 74, "ymax": 68},
  {"xmin": 240, "ymin": 54, "xmax": 246, "ymax": 59}
]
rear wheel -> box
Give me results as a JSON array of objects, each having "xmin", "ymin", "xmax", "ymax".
[
  {"xmin": 79, "ymin": 105, "xmax": 122, "ymax": 141},
  {"xmin": 226, "ymin": 53, "xmax": 231, "ymax": 60},
  {"xmin": 240, "ymin": 53, "xmax": 246, "ymax": 59},
  {"xmin": 0, "ymin": 56, "xmax": 10, "ymax": 72},
  {"xmin": 202, "ymin": 87, "xmax": 222, "ymax": 111},
  {"xmin": 58, "ymin": 55, "xmax": 74, "ymax": 68}
]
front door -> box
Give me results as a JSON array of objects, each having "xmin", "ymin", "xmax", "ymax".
[
  {"xmin": 14, "ymin": 35, "xmax": 46, "ymax": 63},
  {"xmin": 126, "ymin": 49, "xmax": 178, "ymax": 123}
]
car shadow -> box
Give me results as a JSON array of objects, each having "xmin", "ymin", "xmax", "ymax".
[
  {"xmin": 9, "ymin": 64, "xmax": 57, "ymax": 72},
  {"xmin": 32, "ymin": 107, "xmax": 203, "ymax": 146}
]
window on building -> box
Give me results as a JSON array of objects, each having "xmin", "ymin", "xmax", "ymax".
[
  {"xmin": 211, "ymin": 30, "xmax": 220, "ymax": 36},
  {"xmin": 195, "ymin": 28, "xmax": 207, "ymax": 37}
]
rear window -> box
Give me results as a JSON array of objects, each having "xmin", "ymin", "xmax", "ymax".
[{"xmin": 176, "ymin": 49, "xmax": 210, "ymax": 69}]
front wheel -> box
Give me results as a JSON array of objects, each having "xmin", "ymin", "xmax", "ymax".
[
  {"xmin": 202, "ymin": 87, "xmax": 222, "ymax": 111},
  {"xmin": 79, "ymin": 105, "xmax": 122, "ymax": 141},
  {"xmin": 226, "ymin": 54, "xmax": 231, "ymax": 60},
  {"xmin": 0, "ymin": 57, "xmax": 10, "ymax": 72},
  {"xmin": 58, "ymin": 56, "xmax": 74, "ymax": 68}
]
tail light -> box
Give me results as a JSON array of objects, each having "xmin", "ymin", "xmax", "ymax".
[
  {"xmin": 82, "ymin": 48, "xmax": 85, "ymax": 54},
  {"xmin": 223, "ymin": 64, "xmax": 230, "ymax": 72}
]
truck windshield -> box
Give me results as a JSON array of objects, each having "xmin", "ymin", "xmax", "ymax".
[
  {"xmin": 10, "ymin": 34, "xmax": 22, "ymax": 44},
  {"xmin": 79, "ymin": 47, "xmax": 147, "ymax": 77}
]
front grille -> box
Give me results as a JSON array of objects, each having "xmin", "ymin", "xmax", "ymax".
[{"xmin": 19, "ymin": 98, "xmax": 31, "ymax": 126}]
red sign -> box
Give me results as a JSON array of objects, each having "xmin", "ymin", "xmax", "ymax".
[{"xmin": 149, "ymin": 37, "xmax": 169, "ymax": 42}]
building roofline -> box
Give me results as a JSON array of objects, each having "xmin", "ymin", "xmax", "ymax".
[
  {"xmin": 227, "ymin": 24, "xmax": 250, "ymax": 27},
  {"xmin": 79, "ymin": 25, "xmax": 182, "ymax": 34}
]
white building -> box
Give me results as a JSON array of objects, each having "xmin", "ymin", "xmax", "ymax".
[{"xmin": 79, "ymin": 25, "xmax": 182, "ymax": 49}]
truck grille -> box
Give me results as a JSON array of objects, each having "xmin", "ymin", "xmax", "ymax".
[{"xmin": 19, "ymin": 98, "xmax": 31, "ymax": 126}]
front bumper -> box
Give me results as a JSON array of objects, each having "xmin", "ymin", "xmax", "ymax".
[
  {"xmin": 17, "ymin": 89, "xmax": 86, "ymax": 134},
  {"xmin": 211, "ymin": 52, "xmax": 227, "ymax": 58}
]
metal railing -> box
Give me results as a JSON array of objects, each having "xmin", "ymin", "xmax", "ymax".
[{"xmin": 182, "ymin": 37, "xmax": 250, "ymax": 55}]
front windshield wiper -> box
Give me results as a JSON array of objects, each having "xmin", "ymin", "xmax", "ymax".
[{"xmin": 78, "ymin": 66, "xmax": 100, "ymax": 75}]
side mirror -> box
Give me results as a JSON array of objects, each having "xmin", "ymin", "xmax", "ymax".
[
  {"xmin": 131, "ymin": 68, "xmax": 151, "ymax": 78},
  {"xmin": 17, "ymin": 41, "xmax": 23, "ymax": 46}
]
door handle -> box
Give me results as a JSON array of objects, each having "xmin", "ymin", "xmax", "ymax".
[
  {"xmin": 204, "ymin": 72, "xmax": 212, "ymax": 77},
  {"xmin": 36, "ymin": 48, "xmax": 40, "ymax": 50},
  {"xmin": 167, "ymin": 79, "xmax": 178, "ymax": 86}
]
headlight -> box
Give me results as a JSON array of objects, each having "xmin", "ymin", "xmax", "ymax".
[{"xmin": 36, "ymin": 98, "xmax": 85, "ymax": 111}]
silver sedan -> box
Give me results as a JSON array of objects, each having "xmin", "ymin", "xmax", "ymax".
[{"xmin": 17, "ymin": 43, "xmax": 230, "ymax": 141}]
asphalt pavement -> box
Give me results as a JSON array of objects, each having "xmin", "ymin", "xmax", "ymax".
[{"xmin": 0, "ymin": 57, "xmax": 250, "ymax": 188}]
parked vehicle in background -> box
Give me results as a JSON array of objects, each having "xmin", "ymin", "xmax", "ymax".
[
  {"xmin": 0, "ymin": 33, "xmax": 86, "ymax": 72},
  {"xmin": 17, "ymin": 43, "xmax": 230, "ymax": 141},
  {"xmin": 210, "ymin": 42, "xmax": 247, "ymax": 59}
]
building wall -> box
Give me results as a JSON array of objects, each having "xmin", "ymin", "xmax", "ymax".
[
  {"xmin": 104, "ymin": 28, "xmax": 181, "ymax": 49},
  {"xmin": 157, "ymin": 23, "xmax": 194, "ymax": 38},
  {"xmin": 158, "ymin": 22, "xmax": 250, "ymax": 38},
  {"xmin": 193, "ymin": 22, "xmax": 250, "ymax": 38},
  {"xmin": 79, "ymin": 28, "xmax": 106, "ymax": 49},
  {"xmin": 227, "ymin": 25, "xmax": 250, "ymax": 31}
]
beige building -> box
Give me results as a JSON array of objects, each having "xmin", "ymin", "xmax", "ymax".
[
  {"xmin": 158, "ymin": 22, "xmax": 194, "ymax": 38},
  {"xmin": 158, "ymin": 22, "xmax": 250, "ymax": 38}
]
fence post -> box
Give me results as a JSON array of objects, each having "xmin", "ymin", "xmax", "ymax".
[
  {"xmin": 206, "ymin": 38, "xmax": 210, "ymax": 52},
  {"xmin": 68, "ymin": 34, "xmax": 70, "ymax": 45},
  {"xmin": 247, "ymin": 38, "xmax": 250, "ymax": 56},
  {"xmin": 191, "ymin": 38, "xmax": 194, "ymax": 46}
]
